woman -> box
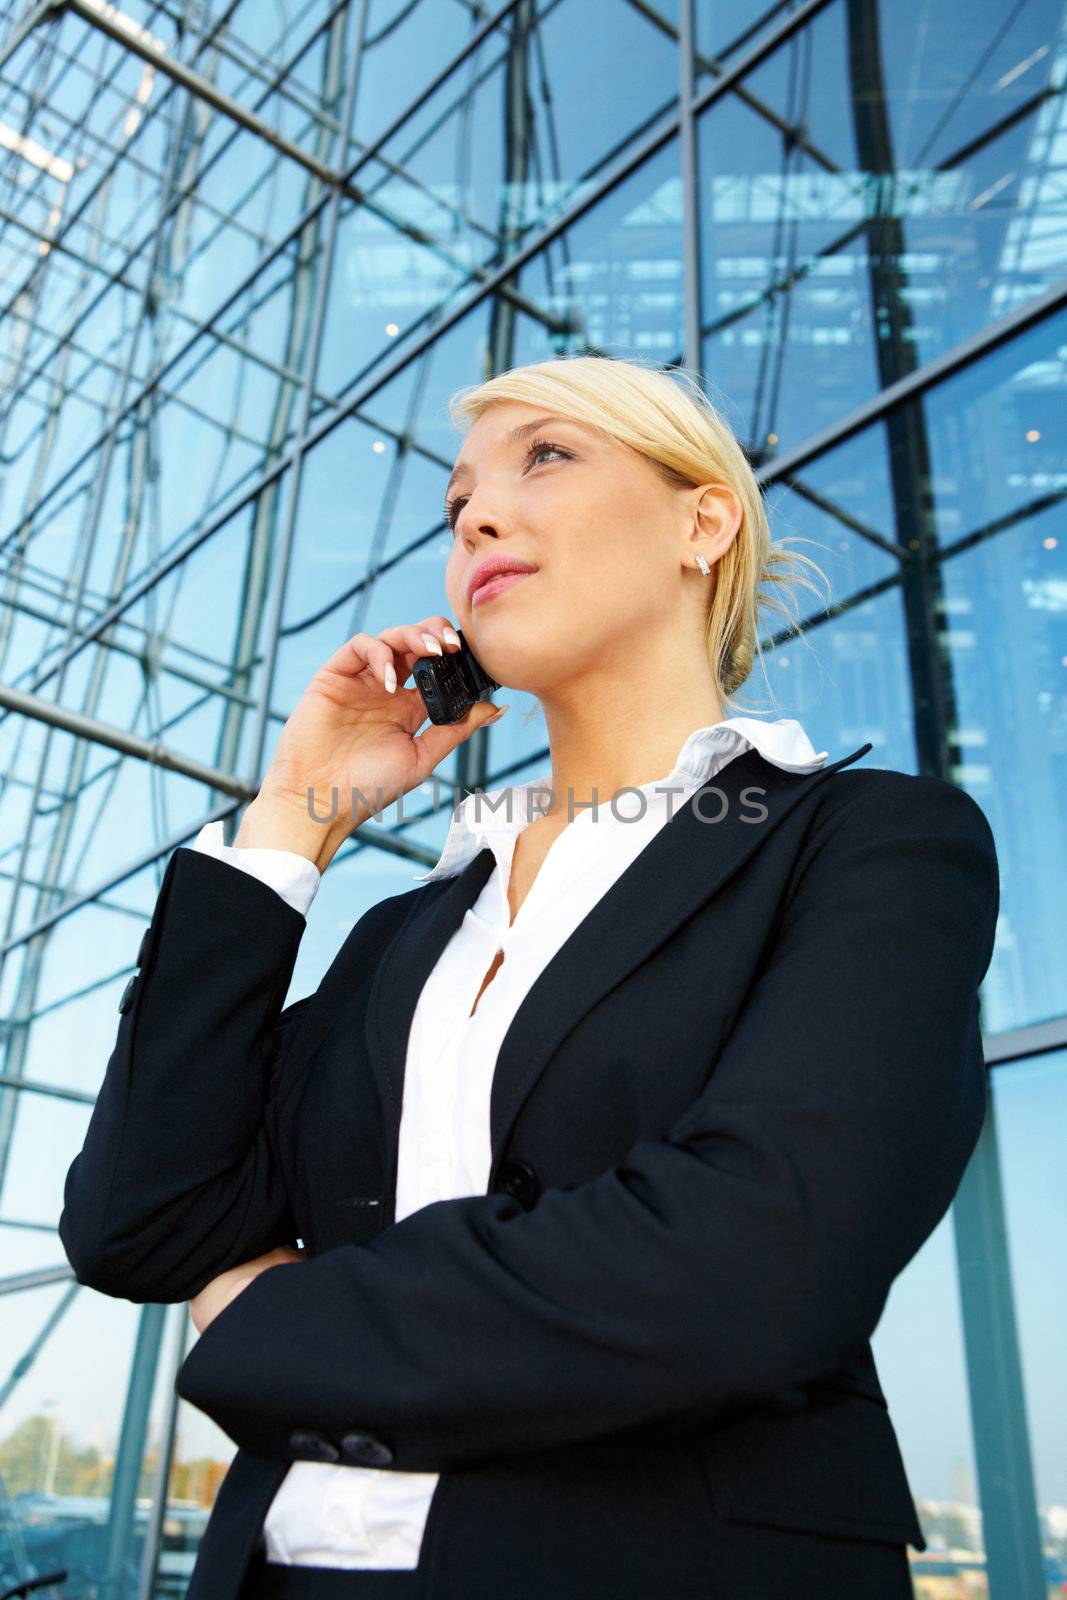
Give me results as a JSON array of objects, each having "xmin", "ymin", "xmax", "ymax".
[{"xmin": 60, "ymin": 355, "xmax": 999, "ymax": 1600}]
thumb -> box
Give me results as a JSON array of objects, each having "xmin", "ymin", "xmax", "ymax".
[
  {"xmin": 465, "ymin": 697, "xmax": 509, "ymax": 727},
  {"xmin": 411, "ymin": 699, "xmax": 510, "ymax": 780}
]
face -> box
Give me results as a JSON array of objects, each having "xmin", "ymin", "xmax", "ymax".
[{"xmin": 443, "ymin": 400, "xmax": 735, "ymax": 696}]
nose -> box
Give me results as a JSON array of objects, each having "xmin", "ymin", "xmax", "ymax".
[{"xmin": 452, "ymin": 469, "xmax": 519, "ymax": 540}]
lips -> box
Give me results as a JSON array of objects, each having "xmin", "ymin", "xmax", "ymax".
[
  {"xmin": 471, "ymin": 571, "xmax": 534, "ymax": 605},
  {"xmin": 467, "ymin": 558, "xmax": 538, "ymax": 604}
]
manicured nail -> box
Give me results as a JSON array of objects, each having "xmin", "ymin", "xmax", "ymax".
[
  {"xmin": 484, "ymin": 703, "xmax": 509, "ymax": 723},
  {"xmin": 421, "ymin": 633, "xmax": 443, "ymax": 655},
  {"xmin": 384, "ymin": 663, "xmax": 396, "ymax": 693},
  {"xmin": 443, "ymin": 627, "xmax": 461, "ymax": 647}
]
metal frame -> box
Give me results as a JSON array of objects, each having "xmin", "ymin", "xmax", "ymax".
[
  {"xmin": 0, "ymin": 271, "xmax": 1059, "ymax": 966},
  {"xmin": 0, "ymin": 0, "xmax": 832, "ymax": 580},
  {"xmin": 678, "ymin": 0, "xmax": 702, "ymax": 379},
  {"xmin": 0, "ymin": 0, "xmax": 342, "ymax": 192}
]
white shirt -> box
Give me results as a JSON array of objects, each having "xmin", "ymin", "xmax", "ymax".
[{"xmin": 191, "ymin": 716, "xmax": 827, "ymax": 1568}]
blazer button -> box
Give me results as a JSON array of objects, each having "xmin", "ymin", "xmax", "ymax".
[
  {"xmin": 288, "ymin": 1429, "xmax": 340, "ymax": 1463},
  {"xmin": 340, "ymin": 1431, "xmax": 394, "ymax": 1467},
  {"xmin": 118, "ymin": 975, "xmax": 138, "ymax": 1014},
  {"xmin": 494, "ymin": 1157, "xmax": 540, "ymax": 1210}
]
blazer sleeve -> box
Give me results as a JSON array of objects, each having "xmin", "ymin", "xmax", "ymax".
[
  {"xmin": 59, "ymin": 844, "xmax": 312, "ymax": 1303},
  {"xmin": 191, "ymin": 819, "xmax": 322, "ymax": 917},
  {"xmin": 174, "ymin": 772, "xmax": 1000, "ymax": 1471}
]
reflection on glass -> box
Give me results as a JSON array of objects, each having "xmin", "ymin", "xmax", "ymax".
[
  {"xmin": 0, "ymin": 1290, "xmax": 179, "ymax": 1600},
  {"xmin": 926, "ymin": 312, "xmax": 1067, "ymax": 1035},
  {"xmin": 872, "ymin": 1206, "xmax": 984, "ymax": 1590},
  {"xmin": 991, "ymin": 1051, "xmax": 1067, "ymax": 1579},
  {"xmin": 510, "ymin": 136, "xmax": 684, "ymax": 361},
  {"xmin": 698, "ymin": 0, "xmax": 1066, "ymax": 451}
]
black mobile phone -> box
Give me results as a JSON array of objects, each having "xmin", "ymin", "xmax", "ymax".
[{"xmin": 413, "ymin": 628, "xmax": 501, "ymax": 724}]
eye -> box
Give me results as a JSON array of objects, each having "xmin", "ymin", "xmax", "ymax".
[
  {"xmin": 444, "ymin": 438, "xmax": 573, "ymax": 532},
  {"xmin": 526, "ymin": 438, "xmax": 570, "ymax": 469}
]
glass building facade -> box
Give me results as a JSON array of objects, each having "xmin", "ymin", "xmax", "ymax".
[{"xmin": 0, "ymin": 0, "xmax": 1064, "ymax": 1594}]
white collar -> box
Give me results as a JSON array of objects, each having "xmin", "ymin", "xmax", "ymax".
[{"xmin": 411, "ymin": 717, "xmax": 828, "ymax": 884}]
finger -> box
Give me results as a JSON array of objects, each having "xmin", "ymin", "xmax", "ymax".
[
  {"xmin": 387, "ymin": 621, "xmax": 461, "ymax": 680},
  {"xmin": 315, "ymin": 630, "xmax": 384, "ymax": 682},
  {"xmin": 415, "ymin": 616, "xmax": 463, "ymax": 652},
  {"xmin": 321, "ymin": 624, "xmax": 462, "ymax": 695}
]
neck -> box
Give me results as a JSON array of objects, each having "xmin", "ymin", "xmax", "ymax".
[{"xmin": 536, "ymin": 666, "xmax": 727, "ymax": 822}]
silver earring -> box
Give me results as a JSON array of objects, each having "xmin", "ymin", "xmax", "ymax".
[{"xmin": 695, "ymin": 553, "xmax": 712, "ymax": 576}]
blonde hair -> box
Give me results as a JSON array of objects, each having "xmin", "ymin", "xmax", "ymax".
[{"xmin": 446, "ymin": 353, "xmax": 830, "ymax": 715}]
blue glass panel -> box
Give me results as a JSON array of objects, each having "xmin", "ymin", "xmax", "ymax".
[
  {"xmin": 921, "ymin": 312, "xmax": 1067, "ymax": 1035},
  {"xmin": 698, "ymin": 0, "xmax": 1066, "ymax": 452},
  {"xmin": 991, "ymin": 1052, "xmax": 1067, "ymax": 1545},
  {"xmin": 509, "ymin": 134, "xmax": 685, "ymax": 360},
  {"xmin": 872, "ymin": 1206, "xmax": 979, "ymax": 1571}
]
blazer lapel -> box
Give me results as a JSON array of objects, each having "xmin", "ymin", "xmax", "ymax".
[{"xmin": 367, "ymin": 741, "xmax": 873, "ymax": 1205}]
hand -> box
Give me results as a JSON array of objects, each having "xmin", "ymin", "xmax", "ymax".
[
  {"xmin": 189, "ymin": 1245, "xmax": 307, "ymax": 1335},
  {"xmin": 253, "ymin": 619, "xmax": 506, "ymax": 857}
]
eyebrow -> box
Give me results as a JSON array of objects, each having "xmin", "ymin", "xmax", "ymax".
[{"xmin": 444, "ymin": 415, "xmax": 588, "ymax": 504}]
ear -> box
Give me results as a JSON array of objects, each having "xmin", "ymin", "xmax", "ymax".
[{"xmin": 683, "ymin": 482, "xmax": 743, "ymax": 570}]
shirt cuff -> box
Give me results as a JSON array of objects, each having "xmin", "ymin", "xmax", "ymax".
[{"xmin": 191, "ymin": 820, "xmax": 321, "ymax": 918}]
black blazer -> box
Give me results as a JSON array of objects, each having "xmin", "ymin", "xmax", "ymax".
[{"xmin": 59, "ymin": 741, "xmax": 1000, "ymax": 1600}]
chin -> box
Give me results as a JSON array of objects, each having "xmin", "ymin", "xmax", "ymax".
[{"xmin": 474, "ymin": 636, "xmax": 569, "ymax": 696}]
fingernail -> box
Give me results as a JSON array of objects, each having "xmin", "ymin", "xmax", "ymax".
[
  {"xmin": 484, "ymin": 703, "xmax": 509, "ymax": 723},
  {"xmin": 443, "ymin": 627, "xmax": 461, "ymax": 647},
  {"xmin": 421, "ymin": 633, "xmax": 443, "ymax": 655},
  {"xmin": 384, "ymin": 663, "xmax": 397, "ymax": 693}
]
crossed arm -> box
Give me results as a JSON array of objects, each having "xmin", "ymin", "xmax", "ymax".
[
  {"xmin": 175, "ymin": 773, "xmax": 999, "ymax": 1474},
  {"xmin": 189, "ymin": 1243, "xmax": 306, "ymax": 1333}
]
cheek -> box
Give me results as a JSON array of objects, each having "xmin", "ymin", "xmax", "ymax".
[
  {"xmin": 612, "ymin": 483, "xmax": 662, "ymax": 545},
  {"xmin": 444, "ymin": 547, "xmax": 463, "ymax": 611},
  {"xmin": 563, "ymin": 479, "xmax": 650, "ymax": 556},
  {"xmin": 556, "ymin": 495, "xmax": 647, "ymax": 584}
]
